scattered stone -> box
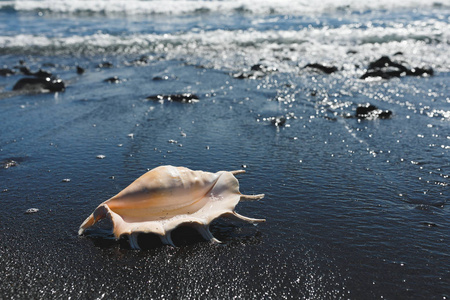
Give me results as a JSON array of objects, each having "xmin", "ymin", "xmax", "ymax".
[
  {"xmin": 361, "ymin": 56, "xmax": 433, "ymax": 80},
  {"xmin": 356, "ymin": 103, "xmax": 392, "ymax": 119},
  {"xmin": 146, "ymin": 93, "xmax": 199, "ymax": 103},
  {"xmin": 2, "ymin": 159, "xmax": 18, "ymax": 169},
  {"xmin": 360, "ymin": 70, "xmax": 403, "ymax": 80},
  {"xmin": 25, "ymin": 208, "xmax": 39, "ymax": 214},
  {"xmin": 18, "ymin": 66, "xmax": 32, "ymax": 75},
  {"xmin": 0, "ymin": 68, "xmax": 15, "ymax": 76},
  {"xmin": 406, "ymin": 68, "xmax": 434, "ymax": 77},
  {"xmin": 12, "ymin": 77, "xmax": 65, "ymax": 92},
  {"xmin": 76, "ymin": 66, "xmax": 85, "ymax": 74},
  {"xmin": 232, "ymin": 64, "xmax": 277, "ymax": 79},
  {"xmin": 367, "ymin": 56, "xmax": 406, "ymax": 71},
  {"xmin": 126, "ymin": 56, "xmax": 149, "ymax": 66},
  {"xmin": 17, "ymin": 66, "xmax": 53, "ymax": 78},
  {"xmin": 33, "ymin": 69, "xmax": 53, "ymax": 78},
  {"xmin": 304, "ymin": 63, "xmax": 338, "ymax": 74},
  {"xmin": 270, "ymin": 116, "xmax": 287, "ymax": 127},
  {"xmin": 104, "ymin": 76, "xmax": 120, "ymax": 83}
]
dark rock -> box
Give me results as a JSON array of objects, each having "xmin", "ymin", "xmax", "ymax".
[
  {"xmin": 356, "ymin": 103, "xmax": 392, "ymax": 119},
  {"xmin": 18, "ymin": 66, "xmax": 33, "ymax": 75},
  {"xmin": 360, "ymin": 70, "xmax": 404, "ymax": 80},
  {"xmin": 250, "ymin": 64, "xmax": 265, "ymax": 71},
  {"xmin": 1, "ymin": 157, "xmax": 26, "ymax": 168},
  {"xmin": 146, "ymin": 93, "xmax": 199, "ymax": 103},
  {"xmin": 13, "ymin": 77, "xmax": 65, "ymax": 92},
  {"xmin": 378, "ymin": 110, "xmax": 393, "ymax": 119},
  {"xmin": 270, "ymin": 116, "xmax": 286, "ymax": 127},
  {"xmin": 104, "ymin": 76, "xmax": 120, "ymax": 83},
  {"xmin": 361, "ymin": 56, "xmax": 433, "ymax": 80},
  {"xmin": 304, "ymin": 63, "xmax": 338, "ymax": 74},
  {"xmin": 367, "ymin": 56, "xmax": 408, "ymax": 72},
  {"xmin": 406, "ymin": 67, "xmax": 434, "ymax": 77},
  {"xmin": 16, "ymin": 66, "xmax": 53, "ymax": 78},
  {"xmin": 233, "ymin": 71, "xmax": 265, "ymax": 79},
  {"xmin": 0, "ymin": 68, "xmax": 15, "ymax": 76},
  {"xmin": 33, "ymin": 69, "xmax": 53, "ymax": 78},
  {"xmin": 126, "ymin": 56, "xmax": 149, "ymax": 66},
  {"xmin": 76, "ymin": 66, "xmax": 85, "ymax": 74},
  {"xmin": 152, "ymin": 76, "xmax": 166, "ymax": 81},
  {"xmin": 232, "ymin": 64, "xmax": 277, "ymax": 79},
  {"xmin": 2, "ymin": 159, "xmax": 18, "ymax": 169},
  {"xmin": 250, "ymin": 64, "xmax": 277, "ymax": 73}
]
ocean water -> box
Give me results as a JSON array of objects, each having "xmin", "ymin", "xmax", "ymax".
[{"xmin": 0, "ymin": 0, "xmax": 449, "ymax": 299}]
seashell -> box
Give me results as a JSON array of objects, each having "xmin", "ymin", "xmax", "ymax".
[{"xmin": 79, "ymin": 165, "xmax": 265, "ymax": 249}]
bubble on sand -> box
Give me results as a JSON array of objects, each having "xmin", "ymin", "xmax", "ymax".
[{"xmin": 25, "ymin": 208, "xmax": 39, "ymax": 214}]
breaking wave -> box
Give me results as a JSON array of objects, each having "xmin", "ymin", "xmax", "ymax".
[
  {"xmin": 0, "ymin": 23, "xmax": 448, "ymax": 72},
  {"xmin": 0, "ymin": 0, "xmax": 449, "ymax": 16}
]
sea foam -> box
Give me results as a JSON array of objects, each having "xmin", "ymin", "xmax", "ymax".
[{"xmin": 1, "ymin": 0, "xmax": 448, "ymax": 16}]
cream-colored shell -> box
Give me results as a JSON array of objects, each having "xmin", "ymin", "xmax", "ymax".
[{"xmin": 79, "ymin": 165, "xmax": 265, "ymax": 249}]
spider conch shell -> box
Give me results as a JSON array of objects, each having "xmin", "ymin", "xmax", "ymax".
[{"xmin": 79, "ymin": 165, "xmax": 265, "ymax": 249}]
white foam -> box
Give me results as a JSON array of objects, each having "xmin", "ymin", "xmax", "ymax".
[
  {"xmin": 1, "ymin": 18, "xmax": 448, "ymax": 71},
  {"xmin": 2, "ymin": 0, "xmax": 449, "ymax": 16},
  {"xmin": 0, "ymin": 7, "xmax": 449, "ymax": 76}
]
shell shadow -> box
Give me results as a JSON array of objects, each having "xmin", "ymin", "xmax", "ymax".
[
  {"xmin": 127, "ymin": 227, "xmax": 207, "ymax": 250},
  {"xmin": 83, "ymin": 217, "xmax": 264, "ymax": 250}
]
